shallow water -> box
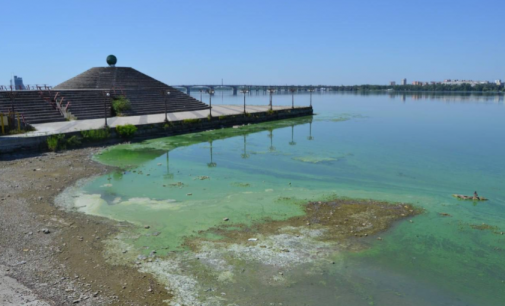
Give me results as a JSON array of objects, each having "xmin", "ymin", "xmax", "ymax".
[{"xmin": 63, "ymin": 92, "xmax": 505, "ymax": 305}]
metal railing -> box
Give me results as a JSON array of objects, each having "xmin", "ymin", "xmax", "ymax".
[
  {"xmin": 0, "ymin": 85, "xmax": 53, "ymax": 91},
  {"xmin": 0, "ymin": 111, "xmax": 27, "ymax": 135}
]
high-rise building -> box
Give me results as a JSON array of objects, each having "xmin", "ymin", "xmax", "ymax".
[
  {"xmin": 390, "ymin": 81, "xmax": 396, "ymax": 86},
  {"xmin": 496, "ymin": 80, "xmax": 502, "ymax": 86},
  {"xmin": 10, "ymin": 76, "xmax": 25, "ymax": 90},
  {"xmin": 402, "ymin": 78, "xmax": 407, "ymax": 85}
]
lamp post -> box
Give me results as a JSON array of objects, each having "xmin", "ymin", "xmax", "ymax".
[
  {"xmin": 102, "ymin": 91, "xmax": 110, "ymax": 128},
  {"xmin": 289, "ymin": 87, "xmax": 297, "ymax": 109},
  {"xmin": 267, "ymin": 88, "xmax": 275, "ymax": 111},
  {"xmin": 161, "ymin": 90, "xmax": 170, "ymax": 122},
  {"xmin": 240, "ymin": 87, "xmax": 249, "ymax": 115},
  {"xmin": 207, "ymin": 88, "xmax": 215, "ymax": 117},
  {"xmin": 307, "ymin": 87, "xmax": 315, "ymax": 107}
]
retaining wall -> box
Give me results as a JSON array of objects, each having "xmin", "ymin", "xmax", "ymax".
[{"xmin": 0, "ymin": 107, "xmax": 313, "ymax": 155}]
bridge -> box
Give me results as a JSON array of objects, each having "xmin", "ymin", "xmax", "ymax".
[{"xmin": 172, "ymin": 85, "xmax": 332, "ymax": 95}]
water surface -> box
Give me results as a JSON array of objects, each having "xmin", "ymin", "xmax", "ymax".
[{"xmin": 62, "ymin": 92, "xmax": 505, "ymax": 305}]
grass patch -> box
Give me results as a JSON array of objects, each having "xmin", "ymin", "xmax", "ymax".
[
  {"xmin": 81, "ymin": 128, "xmax": 110, "ymax": 141},
  {"xmin": 183, "ymin": 118, "xmax": 201, "ymax": 125},
  {"xmin": 47, "ymin": 134, "xmax": 81, "ymax": 151}
]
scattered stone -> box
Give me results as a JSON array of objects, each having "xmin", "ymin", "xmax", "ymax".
[
  {"xmin": 248, "ymin": 238, "xmax": 258, "ymax": 241},
  {"xmin": 223, "ymin": 218, "xmax": 229, "ymax": 221},
  {"xmin": 187, "ymin": 193, "xmax": 193, "ymax": 196},
  {"xmin": 144, "ymin": 225, "xmax": 150, "ymax": 229},
  {"xmin": 42, "ymin": 229, "xmax": 50, "ymax": 234},
  {"xmin": 152, "ymin": 232, "xmax": 161, "ymax": 236}
]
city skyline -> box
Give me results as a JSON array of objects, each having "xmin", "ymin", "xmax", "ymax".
[{"xmin": 1, "ymin": 0, "xmax": 504, "ymax": 86}]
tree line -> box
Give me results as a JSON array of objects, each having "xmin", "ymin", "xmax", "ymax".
[{"xmin": 329, "ymin": 83, "xmax": 504, "ymax": 92}]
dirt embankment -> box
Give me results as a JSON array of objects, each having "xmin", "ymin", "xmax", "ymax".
[
  {"xmin": 0, "ymin": 148, "xmax": 172, "ymax": 305},
  {"xmin": 185, "ymin": 199, "xmax": 421, "ymax": 252}
]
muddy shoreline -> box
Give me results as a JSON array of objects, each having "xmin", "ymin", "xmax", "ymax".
[
  {"xmin": 0, "ymin": 148, "xmax": 171, "ymax": 305},
  {"xmin": 0, "ymin": 146, "xmax": 422, "ymax": 305}
]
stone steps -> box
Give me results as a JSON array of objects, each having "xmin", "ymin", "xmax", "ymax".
[{"xmin": 0, "ymin": 92, "xmax": 66, "ymax": 124}]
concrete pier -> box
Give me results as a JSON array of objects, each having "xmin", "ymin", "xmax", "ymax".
[{"xmin": 0, "ymin": 105, "xmax": 313, "ymax": 154}]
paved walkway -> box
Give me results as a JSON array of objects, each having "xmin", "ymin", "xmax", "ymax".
[{"xmin": 4, "ymin": 105, "xmax": 291, "ymax": 138}]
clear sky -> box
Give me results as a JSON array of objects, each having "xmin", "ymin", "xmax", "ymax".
[{"xmin": 1, "ymin": 0, "xmax": 504, "ymax": 86}]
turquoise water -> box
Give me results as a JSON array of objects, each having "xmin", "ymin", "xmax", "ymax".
[{"xmin": 68, "ymin": 92, "xmax": 505, "ymax": 305}]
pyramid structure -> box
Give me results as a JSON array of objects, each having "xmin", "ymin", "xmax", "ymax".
[
  {"xmin": 0, "ymin": 66, "xmax": 209, "ymax": 124},
  {"xmin": 53, "ymin": 67, "xmax": 209, "ymax": 120}
]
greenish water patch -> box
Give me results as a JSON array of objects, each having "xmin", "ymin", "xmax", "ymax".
[{"xmin": 61, "ymin": 92, "xmax": 505, "ymax": 305}]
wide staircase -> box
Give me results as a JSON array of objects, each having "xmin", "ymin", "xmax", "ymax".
[
  {"xmin": 0, "ymin": 91, "xmax": 66, "ymax": 124},
  {"xmin": 57, "ymin": 90, "xmax": 112, "ymax": 120},
  {"xmin": 121, "ymin": 89, "xmax": 209, "ymax": 116},
  {"xmin": 0, "ymin": 67, "xmax": 212, "ymax": 122}
]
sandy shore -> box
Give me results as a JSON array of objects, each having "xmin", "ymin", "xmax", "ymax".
[{"xmin": 0, "ymin": 148, "xmax": 172, "ymax": 305}]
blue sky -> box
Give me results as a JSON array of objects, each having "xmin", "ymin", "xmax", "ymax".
[{"xmin": 1, "ymin": 0, "xmax": 504, "ymax": 86}]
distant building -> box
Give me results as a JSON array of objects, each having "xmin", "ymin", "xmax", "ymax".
[
  {"xmin": 412, "ymin": 81, "xmax": 423, "ymax": 86},
  {"xmin": 390, "ymin": 81, "xmax": 396, "ymax": 86},
  {"xmin": 442, "ymin": 79, "xmax": 489, "ymax": 86},
  {"xmin": 496, "ymin": 80, "xmax": 502, "ymax": 86},
  {"xmin": 10, "ymin": 75, "xmax": 25, "ymax": 90},
  {"xmin": 402, "ymin": 78, "xmax": 407, "ymax": 85}
]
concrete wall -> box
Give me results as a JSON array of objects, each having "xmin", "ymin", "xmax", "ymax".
[{"xmin": 0, "ymin": 107, "xmax": 313, "ymax": 155}]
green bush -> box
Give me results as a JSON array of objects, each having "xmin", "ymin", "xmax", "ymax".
[
  {"xmin": 81, "ymin": 128, "xmax": 110, "ymax": 141},
  {"xmin": 47, "ymin": 134, "xmax": 63, "ymax": 151},
  {"xmin": 218, "ymin": 115, "xmax": 226, "ymax": 120},
  {"xmin": 115, "ymin": 124, "xmax": 137, "ymax": 138},
  {"xmin": 111, "ymin": 96, "xmax": 131, "ymax": 116},
  {"xmin": 46, "ymin": 134, "xmax": 81, "ymax": 151}
]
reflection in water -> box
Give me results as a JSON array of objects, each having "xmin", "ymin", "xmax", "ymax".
[
  {"xmin": 164, "ymin": 151, "xmax": 174, "ymax": 179},
  {"xmin": 207, "ymin": 140, "xmax": 217, "ymax": 168},
  {"xmin": 289, "ymin": 124, "xmax": 296, "ymax": 146},
  {"xmin": 268, "ymin": 128, "xmax": 275, "ymax": 152},
  {"xmin": 241, "ymin": 134, "xmax": 249, "ymax": 159},
  {"xmin": 307, "ymin": 118, "xmax": 314, "ymax": 141}
]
